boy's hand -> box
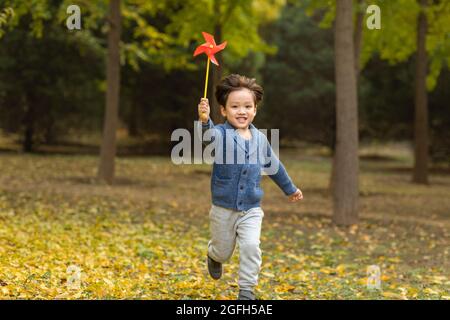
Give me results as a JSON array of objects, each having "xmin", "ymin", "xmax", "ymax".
[
  {"xmin": 288, "ymin": 188, "xmax": 303, "ymax": 203},
  {"xmin": 198, "ymin": 98, "xmax": 210, "ymax": 123}
]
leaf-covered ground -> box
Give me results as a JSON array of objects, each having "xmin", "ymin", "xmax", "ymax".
[{"xmin": 0, "ymin": 144, "xmax": 449, "ymax": 299}]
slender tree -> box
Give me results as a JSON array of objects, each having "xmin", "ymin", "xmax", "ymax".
[
  {"xmin": 333, "ymin": 0, "xmax": 359, "ymax": 226},
  {"xmin": 98, "ymin": 0, "xmax": 121, "ymax": 184},
  {"xmin": 413, "ymin": 0, "xmax": 429, "ymax": 184},
  {"xmin": 329, "ymin": 0, "xmax": 366, "ymax": 193}
]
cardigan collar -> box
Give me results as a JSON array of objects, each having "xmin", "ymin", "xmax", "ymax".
[{"xmin": 224, "ymin": 120, "xmax": 259, "ymax": 156}]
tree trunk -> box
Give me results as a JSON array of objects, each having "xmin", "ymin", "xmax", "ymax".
[
  {"xmin": 413, "ymin": 0, "xmax": 429, "ymax": 184},
  {"xmin": 333, "ymin": 0, "xmax": 359, "ymax": 226},
  {"xmin": 211, "ymin": 0, "xmax": 224, "ymax": 124},
  {"xmin": 98, "ymin": 0, "xmax": 121, "ymax": 184},
  {"xmin": 329, "ymin": 0, "xmax": 364, "ymax": 193}
]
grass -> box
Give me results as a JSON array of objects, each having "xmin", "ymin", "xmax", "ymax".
[{"xmin": 0, "ymin": 142, "xmax": 449, "ymax": 300}]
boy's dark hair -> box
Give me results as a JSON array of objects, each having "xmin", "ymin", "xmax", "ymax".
[{"xmin": 215, "ymin": 74, "xmax": 263, "ymax": 107}]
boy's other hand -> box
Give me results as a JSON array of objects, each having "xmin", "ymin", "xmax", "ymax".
[
  {"xmin": 198, "ymin": 98, "xmax": 210, "ymax": 123},
  {"xmin": 288, "ymin": 188, "xmax": 303, "ymax": 203}
]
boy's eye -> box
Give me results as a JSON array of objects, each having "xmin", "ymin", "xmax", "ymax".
[
  {"xmin": 246, "ymin": 105, "xmax": 252, "ymax": 109},
  {"xmin": 231, "ymin": 105, "xmax": 238, "ymax": 108}
]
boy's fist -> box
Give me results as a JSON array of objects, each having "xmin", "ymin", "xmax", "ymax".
[
  {"xmin": 288, "ymin": 188, "xmax": 303, "ymax": 203},
  {"xmin": 198, "ymin": 98, "xmax": 210, "ymax": 123}
]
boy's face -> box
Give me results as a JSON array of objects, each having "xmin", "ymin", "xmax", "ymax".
[{"xmin": 220, "ymin": 88, "xmax": 257, "ymax": 130}]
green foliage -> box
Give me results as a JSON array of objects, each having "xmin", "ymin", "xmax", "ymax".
[
  {"xmin": 0, "ymin": 24, "xmax": 104, "ymax": 144},
  {"xmin": 302, "ymin": 0, "xmax": 336, "ymax": 29},
  {"xmin": 359, "ymin": 57, "xmax": 415, "ymax": 141},
  {"xmin": 360, "ymin": 0, "xmax": 419, "ymax": 67},
  {"xmin": 57, "ymin": 0, "xmax": 184, "ymax": 71},
  {"xmin": 303, "ymin": 0, "xmax": 450, "ymax": 91},
  {"xmin": 426, "ymin": 1, "xmax": 450, "ymax": 90},
  {"xmin": 0, "ymin": 0, "xmax": 195, "ymax": 148},
  {"xmin": 2, "ymin": 0, "xmax": 52, "ymax": 38},
  {"xmin": 2, "ymin": 0, "xmax": 192, "ymax": 71},
  {"xmin": 0, "ymin": 7, "xmax": 14, "ymax": 37},
  {"xmin": 166, "ymin": 0, "xmax": 285, "ymax": 71},
  {"xmin": 361, "ymin": 0, "xmax": 450, "ymax": 91},
  {"xmin": 0, "ymin": 0, "xmax": 449, "ymax": 159},
  {"xmin": 260, "ymin": 3, "xmax": 335, "ymax": 146},
  {"xmin": 0, "ymin": 1, "xmax": 107, "ymax": 147}
]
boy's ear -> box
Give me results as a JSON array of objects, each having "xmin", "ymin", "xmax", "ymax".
[{"xmin": 220, "ymin": 105, "xmax": 226, "ymax": 117}]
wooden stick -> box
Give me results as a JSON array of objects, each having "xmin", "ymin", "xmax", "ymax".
[{"xmin": 204, "ymin": 56, "xmax": 211, "ymax": 98}]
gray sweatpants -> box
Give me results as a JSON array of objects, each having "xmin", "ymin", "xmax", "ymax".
[{"xmin": 208, "ymin": 204, "xmax": 264, "ymax": 291}]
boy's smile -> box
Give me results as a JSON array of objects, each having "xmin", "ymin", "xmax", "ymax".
[{"xmin": 220, "ymin": 88, "xmax": 257, "ymax": 131}]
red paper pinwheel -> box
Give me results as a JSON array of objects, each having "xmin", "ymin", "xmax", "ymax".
[
  {"xmin": 193, "ymin": 32, "xmax": 227, "ymax": 109},
  {"xmin": 193, "ymin": 32, "xmax": 227, "ymax": 66}
]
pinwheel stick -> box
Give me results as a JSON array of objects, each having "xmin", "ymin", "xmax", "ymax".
[
  {"xmin": 204, "ymin": 57, "xmax": 210, "ymax": 98},
  {"xmin": 193, "ymin": 32, "xmax": 227, "ymax": 122}
]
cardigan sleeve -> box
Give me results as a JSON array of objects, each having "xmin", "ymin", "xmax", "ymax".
[
  {"xmin": 195, "ymin": 118, "xmax": 224, "ymax": 148},
  {"xmin": 262, "ymin": 134, "xmax": 298, "ymax": 196}
]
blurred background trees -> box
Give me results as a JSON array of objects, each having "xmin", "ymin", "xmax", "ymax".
[{"xmin": 0, "ymin": 0, "xmax": 449, "ymax": 173}]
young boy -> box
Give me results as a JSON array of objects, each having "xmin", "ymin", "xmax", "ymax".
[{"xmin": 197, "ymin": 74, "xmax": 303, "ymax": 300}]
